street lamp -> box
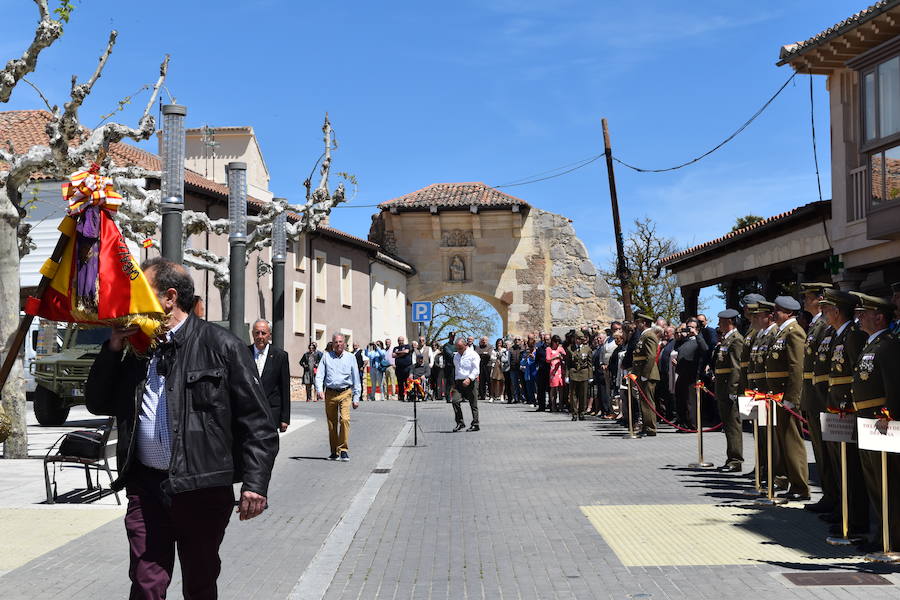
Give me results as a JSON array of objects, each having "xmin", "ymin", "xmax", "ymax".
[
  {"xmin": 227, "ymin": 162, "xmax": 248, "ymax": 339},
  {"xmin": 271, "ymin": 206, "xmax": 287, "ymax": 350},
  {"xmin": 160, "ymin": 104, "xmax": 187, "ymax": 263}
]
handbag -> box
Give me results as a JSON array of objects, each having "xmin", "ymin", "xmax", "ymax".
[{"xmin": 59, "ymin": 430, "xmax": 103, "ymax": 459}]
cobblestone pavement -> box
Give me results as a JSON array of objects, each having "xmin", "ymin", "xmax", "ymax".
[{"xmin": 3, "ymin": 399, "xmax": 899, "ymax": 599}]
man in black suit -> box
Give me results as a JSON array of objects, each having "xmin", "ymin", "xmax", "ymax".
[{"xmin": 249, "ymin": 319, "xmax": 291, "ymax": 432}]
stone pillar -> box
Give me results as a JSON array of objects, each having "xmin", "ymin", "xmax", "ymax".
[
  {"xmin": 681, "ymin": 287, "xmax": 699, "ymax": 322},
  {"xmin": 833, "ymin": 269, "xmax": 866, "ymax": 292},
  {"xmin": 725, "ymin": 280, "xmax": 739, "ymax": 309}
]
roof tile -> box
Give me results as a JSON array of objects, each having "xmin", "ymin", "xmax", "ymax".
[{"xmin": 379, "ymin": 182, "xmax": 529, "ymax": 210}]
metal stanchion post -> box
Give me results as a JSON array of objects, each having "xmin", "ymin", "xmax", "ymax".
[
  {"xmin": 866, "ymin": 451, "xmax": 900, "ymax": 562},
  {"xmin": 827, "ymin": 441, "xmax": 863, "ymax": 545},
  {"xmin": 756, "ymin": 397, "xmax": 786, "ymax": 506},
  {"xmin": 689, "ymin": 382, "xmax": 713, "ymax": 468},
  {"xmin": 413, "ymin": 390, "xmax": 418, "ymax": 447},
  {"xmin": 623, "ymin": 378, "xmax": 638, "ymax": 439},
  {"xmin": 744, "ymin": 412, "xmax": 763, "ymax": 497}
]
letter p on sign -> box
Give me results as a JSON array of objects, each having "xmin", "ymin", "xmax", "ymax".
[{"xmin": 411, "ymin": 301, "xmax": 432, "ymax": 323}]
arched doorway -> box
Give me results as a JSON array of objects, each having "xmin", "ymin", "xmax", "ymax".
[{"xmin": 369, "ymin": 182, "xmax": 622, "ymax": 336}]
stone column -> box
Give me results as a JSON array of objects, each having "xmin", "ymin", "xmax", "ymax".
[
  {"xmin": 681, "ymin": 287, "xmax": 699, "ymax": 322},
  {"xmin": 725, "ymin": 280, "xmax": 739, "ymax": 309},
  {"xmin": 833, "ymin": 269, "xmax": 866, "ymax": 292}
]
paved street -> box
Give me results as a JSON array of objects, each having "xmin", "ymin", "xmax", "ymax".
[{"xmin": 2, "ymin": 400, "xmax": 899, "ymax": 599}]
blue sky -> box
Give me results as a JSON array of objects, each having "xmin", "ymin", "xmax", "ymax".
[{"xmin": 2, "ymin": 1, "xmax": 866, "ymax": 323}]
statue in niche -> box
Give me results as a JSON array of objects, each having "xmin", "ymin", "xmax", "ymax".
[{"xmin": 449, "ymin": 255, "xmax": 466, "ymax": 281}]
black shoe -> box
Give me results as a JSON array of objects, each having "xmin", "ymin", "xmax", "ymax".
[
  {"xmin": 676, "ymin": 428, "xmax": 693, "ymax": 433},
  {"xmin": 777, "ymin": 491, "xmax": 811, "ymax": 501},
  {"xmin": 640, "ymin": 430, "xmax": 657, "ymax": 437},
  {"xmin": 571, "ymin": 415, "xmax": 578, "ymax": 421},
  {"xmin": 718, "ymin": 464, "xmax": 741, "ymax": 473},
  {"xmin": 339, "ymin": 451, "xmax": 350, "ymax": 462},
  {"xmin": 804, "ymin": 501, "xmax": 833, "ymax": 513},
  {"xmin": 453, "ymin": 423, "xmax": 465, "ymax": 432},
  {"xmin": 467, "ymin": 425, "xmax": 480, "ymax": 432},
  {"xmin": 328, "ymin": 453, "xmax": 339, "ymax": 460},
  {"xmin": 578, "ymin": 415, "xmax": 585, "ymax": 421}
]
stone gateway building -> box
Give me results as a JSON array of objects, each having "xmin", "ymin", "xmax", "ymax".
[{"xmin": 369, "ymin": 182, "xmax": 622, "ymax": 335}]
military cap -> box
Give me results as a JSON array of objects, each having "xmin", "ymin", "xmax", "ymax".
[
  {"xmin": 851, "ymin": 292, "xmax": 893, "ymax": 313},
  {"xmin": 774, "ymin": 295, "xmax": 801, "ymax": 312},
  {"xmin": 718, "ymin": 308, "xmax": 740, "ymax": 319},
  {"xmin": 634, "ymin": 311, "xmax": 654, "ymax": 323},
  {"xmin": 819, "ymin": 288, "xmax": 858, "ymax": 309},
  {"xmin": 750, "ymin": 300, "xmax": 775, "ymax": 314},
  {"xmin": 799, "ymin": 282, "xmax": 833, "ymax": 295},
  {"xmin": 741, "ymin": 293, "xmax": 766, "ymax": 306}
]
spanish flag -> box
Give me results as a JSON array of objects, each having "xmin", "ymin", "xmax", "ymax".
[{"xmin": 23, "ymin": 168, "xmax": 165, "ymax": 354}]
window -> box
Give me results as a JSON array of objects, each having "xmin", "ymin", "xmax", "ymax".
[
  {"xmin": 294, "ymin": 238, "xmax": 307, "ymax": 272},
  {"xmin": 340, "ymin": 328, "xmax": 353, "ymax": 348},
  {"xmin": 862, "ymin": 55, "xmax": 900, "ymax": 145},
  {"xmin": 340, "ymin": 257, "xmax": 352, "ymax": 307},
  {"xmin": 292, "ymin": 283, "xmax": 306, "ymax": 334},
  {"xmin": 870, "ymin": 143, "xmax": 900, "ymax": 207},
  {"xmin": 314, "ymin": 251, "xmax": 327, "ymax": 301},
  {"xmin": 314, "ymin": 324, "xmax": 326, "ymax": 348}
]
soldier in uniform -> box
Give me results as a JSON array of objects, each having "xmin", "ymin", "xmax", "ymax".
[
  {"xmin": 567, "ymin": 331, "xmax": 593, "ymax": 421},
  {"xmin": 799, "ymin": 283, "xmax": 838, "ymax": 515},
  {"xmin": 714, "ymin": 309, "xmax": 745, "ymax": 472},
  {"xmin": 631, "ymin": 312, "xmax": 660, "ymax": 437},
  {"xmin": 747, "ymin": 300, "xmax": 782, "ymax": 486},
  {"xmin": 765, "ymin": 296, "xmax": 810, "ymax": 501},
  {"xmin": 890, "ymin": 282, "xmax": 900, "ymax": 337},
  {"xmin": 819, "ymin": 289, "xmax": 870, "ymax": 537},
  {"xmin": 851, "ymin": 293, "xmax": 900, "ymax": 551}
]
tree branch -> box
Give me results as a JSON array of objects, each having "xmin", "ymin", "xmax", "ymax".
[{"xmin": 0, "ymin": 0, "xmax": 63, "ymax": 103}]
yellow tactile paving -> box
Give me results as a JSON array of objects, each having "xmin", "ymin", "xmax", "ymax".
[
  {"xmin": 0, "ymin": 508, "xmax": 123, "ymax": 572},
  {"xmin": 581, "ymin": 504, "xmax": 860, "ymax": 567}
]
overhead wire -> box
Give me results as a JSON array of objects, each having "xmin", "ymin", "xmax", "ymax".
[
  {"xmin": 612, "ymin": 71, "xmax": 797, "ymax": 173},
  {"xmin": 809, "ymin": 74, "xmax": 823, "ymax": 202}
]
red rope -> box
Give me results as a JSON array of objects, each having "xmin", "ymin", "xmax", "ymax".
[{"xmin": 627, "ymin": 376, "xmax": 723, "ymax": 433}]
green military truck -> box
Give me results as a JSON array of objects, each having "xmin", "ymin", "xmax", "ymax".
[{"xmin": 31, "ymin": 324, "xmax": 110, "ymax": 426}]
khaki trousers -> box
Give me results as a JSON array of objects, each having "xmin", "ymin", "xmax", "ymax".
[
  {"xmin": 774, "ymin": 404, "xmax": 809, "ymax": 496},
  {"xmin": 716, "ymin": 396, "xmax": 743, "ymax": 466},
  {"xmin": 325, "ymin": 388, "xmax": 352, "ymax": 454},
  {"xmin": 638, "ymin": 379, "xmax": 657, "ymax": 434},
  {"xmin": 570, "ymin": 380, "xmax": 589, "ymax": 416}
]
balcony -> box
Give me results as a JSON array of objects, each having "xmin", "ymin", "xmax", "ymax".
[{"xmin": 867, "ymin": 199, "xmax": 900, "ymax": 239}]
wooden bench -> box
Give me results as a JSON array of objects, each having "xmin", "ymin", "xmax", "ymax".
[{"xmin": 43, "ymin": 416, "xmax": 120, "ymax": 505}]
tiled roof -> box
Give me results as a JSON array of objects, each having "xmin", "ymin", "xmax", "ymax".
[
  {"xmin": 185, "ymin": 126, "xmax": 252, "ymax": 134},
  {"xmin": 660, "ymin": 201, "xmax": 831, "ymax": 268},
  {"xmin": 379, "ymin": 182, "xmax": 529, "ymax": 210},
  {"xmin": 778, "ymin": 0, "xmax": 900, "ymax": 64},
  {"xmin": 0, "ymin": 109, "xmax": 243, "ymax": 201}
]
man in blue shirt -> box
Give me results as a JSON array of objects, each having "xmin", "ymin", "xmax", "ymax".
[{"xmin": 315, "ymin": 333, "xmax": 361, "ymax": 461}]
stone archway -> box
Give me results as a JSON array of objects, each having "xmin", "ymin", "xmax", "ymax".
[{"xmin": 368, "ymin": 182, "xmax": 622, "ymax": 335}]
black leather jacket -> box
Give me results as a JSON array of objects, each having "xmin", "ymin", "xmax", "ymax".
[{"xmin": 86, "ymin": 314, "xmax": 278, "ymax": 496}]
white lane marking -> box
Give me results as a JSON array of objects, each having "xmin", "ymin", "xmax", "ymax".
[{"xmin": 287, "ymin": 421, "xmax": 412, "ymax": 600}]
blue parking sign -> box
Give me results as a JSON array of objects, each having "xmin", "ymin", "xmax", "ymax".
[{"xmin": 411, "ymin": 302, "xmax": 432, "ymax": 323}]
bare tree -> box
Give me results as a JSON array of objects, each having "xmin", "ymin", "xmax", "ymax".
[
  {"xmin": 421, "ymin": 295, "xmax": 499, "ymax": 345},
  {"xmin": 600, "ymin": 217, "xmax": 685, "ymax": 324},
  {"xmin": 0, "ymin": 2, "xmax": 167, "ymax": 457}
]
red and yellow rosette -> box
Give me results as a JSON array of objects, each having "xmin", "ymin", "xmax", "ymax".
[{"xmin": 63, "ymin": 162, "xmax": 123, "ymax": 215}]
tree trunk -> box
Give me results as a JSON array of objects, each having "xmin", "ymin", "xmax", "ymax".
[{"xmin": 0, "ymin": 189, "xmax": 28, "ymax": 458}]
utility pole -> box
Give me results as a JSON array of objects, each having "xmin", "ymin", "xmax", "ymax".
[
  {"xmin": 602, "ymin": 118, "xmax": 633, "ymax": 322},
  {"xmin": 227, "ymin": 162, "xmax": 248, "ymax": 340},
  {"xmin": 271, "ymin": 208, "xmax": 287, "ymax": 350},
  {"xmin": 160, "ymin": 104, "xmax": 186, "ymax": 263}
]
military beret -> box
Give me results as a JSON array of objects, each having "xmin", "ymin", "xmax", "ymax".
[
  {"xmin": 741, "ymin": 293, "xmax": 766, "ymax": 306},
  {"xmin": 819, "ymin": 288, "xmax": 858, "ymax": 308},
  {"xmin": 634, "ymin": 311, "xmax": 654, "ymax": 323},
  {"xmin": 851, "ymin": 292, "xmax": 893, "ymax": 313},
  {"xmin": 799, "ymin": 282, "xmax": 833, "ymax": 295},
  {"xmin": 718, "ymin": 309, "xmax": 740, "ymax": 319},
  {"xmin": 774, "ymin": 296, "xmax": 801, "ymax": 312}
]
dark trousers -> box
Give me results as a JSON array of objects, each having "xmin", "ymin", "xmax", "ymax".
[
  {"xmin": 536, "ymin": 367, "xmax": 549, "ymax": 410},
  {"xmin": 478, "ymin": 364, "xmax": 491, "ymax": 399},
  {"xmin": 125, "ymin": 464, "xmax": 233, "ymax": 600},
  {"xmin": 523, "ymin": 378, "xmax": 536, "ymax": 405},
  {"xmin": 674, "ymin": 375, "xmax": 693, "ymax": 427},
  {"xmin": 860, "ymin": 449, "xmax": 900, "ymax": 548},
  {"xmin": 443, "ymin": 365, "xmax": 455, "ymax": 400},
  {"xmin": 716, "ymin": 395, "xmax": 743, "ymax": 466},
  {"xmin": 774, "ymin": 405, "xmax": 809, "ymax": 496},
  {"xmin": 509, "ymin": 370, "xmax": 522, "ymax": 403},
  {"xmin": 503, "ymin": 372, "xmax": 512, "ymax": 402},
  {"xmin": 396, "ymin": 368, "xmax": 410, "ymax": 402},
  {"xmin": 570, "ymin": 380, "xmax": 589, "ymax": 416},
  {"xmin": 637, "ymin": 379, "xmax": 657, "ymax": 434},
  {"xmin": 826, "ymin": 440, "xmax": 870, "ymax": 533},
  {"xmin": 452, "ymin": 379, "xmax": 478, "ymax": 426},
  {"xmin": 593, "ymin": 371, "xmax": 611, "ymax": 414},
  {"xmin": 657, "ymin": 377, "xmax": 674, "ymax": 421}
]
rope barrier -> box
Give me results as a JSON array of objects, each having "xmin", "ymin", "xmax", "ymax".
[
  {"xmin": 746, "ymin": 389, "xmax": 811, "ymax": 437},
  {"xmin": 625, "ymin": 375, "xmax": 723, "ymax": 433}
]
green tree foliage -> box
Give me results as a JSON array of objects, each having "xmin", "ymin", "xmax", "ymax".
[
  {"xmin": 601, "ymin": 217, "xmax": 683, "ymax": 324},
  {"xmin": 421, "ymin": 294, "xmax": 498, "ymax": 345}
]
